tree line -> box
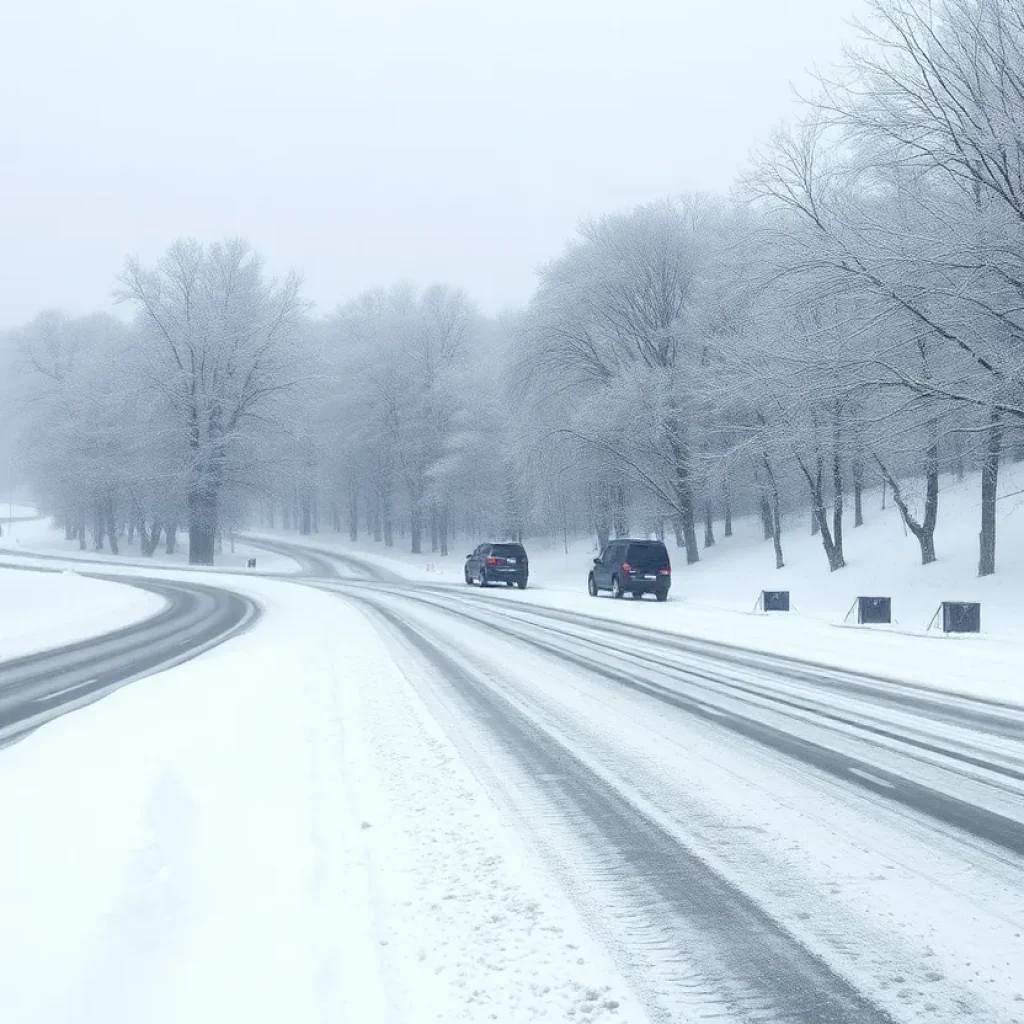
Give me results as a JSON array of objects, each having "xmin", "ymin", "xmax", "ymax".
[{"xmin": 3, "ymin": 0, "xmax": 1022, "ymax": 577}]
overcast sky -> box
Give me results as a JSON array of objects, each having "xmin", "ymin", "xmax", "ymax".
[{"xmin": 1, "ymin": 0, "xmax": 865, "ymax": 326}]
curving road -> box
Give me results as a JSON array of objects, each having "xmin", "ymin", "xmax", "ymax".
[
  {"xmin": 0, "ymin": 567, "xmax": 258, "ymax": 746},
  {"xmin": 3, "ymin": 530, "xmax": 1022, "ymax": 1022},
  {"xmin": 236, "ymin": 536, "xmax": 1024, "ymax": 1024}
]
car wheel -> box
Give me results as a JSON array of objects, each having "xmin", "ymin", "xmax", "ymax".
[
  {"xmin": 587, "ymin": 574, "xmax": 598, "ymax": 597},
  {"xmin": 464, "ymin": 568, "xmax": 472, "ymax": 585},
  {"xmin": 506, "ymin": 581, "xmax": 513, "ymax": 588},
  {"xmin": 478, "ymin": 570, "xmax": 488, "ymax": 587},
  {"xmin": 611, "ymin": 575, "xmax": 624, "ymax": 599},
  {"xmin": 517, "ymin": 580, "xmax": 527, "ymax": 590},
  {"xmin": 631, "ymin": 591, "xmax": 643, "ymax": 600},
  {"xmin": 655, "ymin": 589, "xmax": 669, "ymax": 603}
]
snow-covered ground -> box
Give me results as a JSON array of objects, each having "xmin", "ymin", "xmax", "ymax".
[
  {"xmin": 1, "ymin": 515, "xmax": 300, "ymax": 576},
  {"xmin": 1, "ymin": 503, "xmax": 40, "ymax": 521},
  {"xmin": 245, "ymin": 465, "xmax": 1024, "ymax": 704},
  {"xmin": 0, "ymin": 576, "xmax": 642, "ymax": 1024},
  {"xmin": 0, "ymin": 566, "xmax": 165, "ymax": 661}
]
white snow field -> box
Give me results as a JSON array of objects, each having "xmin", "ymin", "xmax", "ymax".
[
  {"xmin": 0, "ymin": 565, "xmax": 165, "ymax": 661},
  {"xmin": 0, "ymin": 576, "xmax": 641, "ymax": 1024}
]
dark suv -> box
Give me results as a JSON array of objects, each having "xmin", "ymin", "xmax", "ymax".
[
  {"xmin": 465, "ymin": 542, "xmax": 529, "ymax": 589},
  {"xmin": 588, "ymin": 539, "xmax": 671, "ymax": 601}
]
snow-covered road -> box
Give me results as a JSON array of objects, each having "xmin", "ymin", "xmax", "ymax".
[
  {"xmin": 2, "ymin": 534, "xmax": 1022, "ymax": 1023},
  {"xmin": 315, "ymin": 571, "xmax": 1024, "ymax": 1024}
]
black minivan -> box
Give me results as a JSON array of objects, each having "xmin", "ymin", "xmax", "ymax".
[
  {"xmin": 588, "ymin": 539, "xmax": 671, "ymax": 601},
  {"xmin": 465, "ymin": 542, "xmax": 529, "ymax": 589}
]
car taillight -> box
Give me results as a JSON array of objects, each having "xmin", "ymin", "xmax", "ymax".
[
  {"xmin": 659, "ymin": 566, "xmax": 671, "ymax": 574},
  {"xmin": 621, "ymin": 562, "xmax": 631, "ymax": 572},
  {"xmin": 486, "ymin": 556, "xmax": 498, "ymax": 565}
]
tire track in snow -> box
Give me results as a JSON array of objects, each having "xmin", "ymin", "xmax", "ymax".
[
  {"xmin": 323, "ymin": 581, "xmax": 1024, "ymax": 856},
  {"xmin": 358, "ymin": 595, "xmax": 897, "ymax": 1024}
]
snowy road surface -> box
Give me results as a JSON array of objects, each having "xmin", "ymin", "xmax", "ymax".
[
  {"xmin": 310, "ymin": 577, "xmax": 1024, "ymax": 1023},
  {"xmin": 1, "ymin": 536, "xmax": 1022, "ymax": 1022},
  {"xmin": 246, "ymin": 537, "xmax": 1024, "ymax": 1023},
  {"xmin": 0, "ymin": 568, "xmax": 258, "ymax": 745}
]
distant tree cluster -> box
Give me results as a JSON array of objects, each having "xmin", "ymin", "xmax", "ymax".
[{"xmin": 3, "ymin": 0, "xmax": 1023, "ymax": 576}]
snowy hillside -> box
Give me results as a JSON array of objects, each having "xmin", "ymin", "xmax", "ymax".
[{"xmin": 260, "ymin": 464, "xmax": 1024, "ymax": 634}]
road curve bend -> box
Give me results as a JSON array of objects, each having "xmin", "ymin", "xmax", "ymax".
[{"xmin": 0, "ymin": 568, "xmax": 259, "ymax": 746}]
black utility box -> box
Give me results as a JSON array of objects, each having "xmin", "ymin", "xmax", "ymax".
[
  {"xmin": 857, "ymin": 596, "xmax": 891, "ymax": 625},
  {"xmin": 761, "ymin": 590, "xmax": 790, "ymax": 612}
]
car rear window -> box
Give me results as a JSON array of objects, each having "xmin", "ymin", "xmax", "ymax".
[
  {"xmin": 490, "ymin": 544, "xmax": 526, "ymax": 557},
  {"xmin": 626, "ymin": 542, "xmax": 669, "ymax": 563}
]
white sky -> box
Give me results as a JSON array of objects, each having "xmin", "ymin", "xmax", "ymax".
[{"xmin": 0, "ymin": 0, "xmax": 865, "ymax": 325}]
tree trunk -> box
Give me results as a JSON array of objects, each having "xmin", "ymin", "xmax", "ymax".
[
  {"xmin": 370, "ymin": 494, "xmax": 381, "ymax": 542},
  {"xmin": 282, "ymin": 503, "xmax": 291, "ymax": 531},
  {"xmin": 349, "ymin": 494, "xmax": 359, "ymax": 542},
  {"xmin": 439, "ymin": 507, "xmax": 449, "ymax": 557},
  {"xmin": 724, "ymin": 486, "xmax": 732, "ymax": 538},
  {"xmin": 875, "ymin": 433, "xmax": 938, "ymax": 566},
  {"xmin": 832, "ymin": 448, "xmax": 844, "ymax": 567},
  {"xmin": 187, "ymin": 486, "xmax": 217, "ymax": 566},
  {"xmin": 597, "ymin": 522, "xmax": 611, "ymax": 550},
  {"xmin": 667, "ymin": 414, "xmax": 699, "ymax": 564},
  {"xmin": 881, "ymin": 477, "xmax": 886, "ymax": 510},
  {"xmin": 105, "ymin": 495, "xmax": 118, "ymax": 555},
  {"xmin": 978, "ymin": 411, "xmax": 1002, "ymax": 577},
  {"xmin": 678, "ymin": 490, "xmax": 698, "ymax": 563},
  {"xmin": 382, "ymin": 488, "xmax": 394, "ymax": 548},
  {"xmin": 811, "ymin": 510, "xmax": 819, "ymax": 536},
  {"xmin": 78, "ymin": 519, "xmax": 86, "ymax": 551},
  {"xmin": 410, "ymin": 486, "xmax": 422, "ymax": 555},
  {"xmin": 853, "ymin": 459, "xmax": 864, "ymax": 527},
  {"xmin": 762, "ymin": 454, "xmax": 784, "ymax": 569},
  {"xmin": 165, "ymin": 522, "xmax": 177, "ymax": 555},
  {"xmin": 798, "ymin": 456, "xmax": 844, "ymax": 571},
  {"xmin": 93, "ymin": 503, "xmax": 105, "ymax": 551},
  {"xmin": 127, "ymin": 521, "xmax": 135, "ymax": 545},
  {"xmin": 703, "ymin": 499, "xmax": 715, "ymax": 548},
  {"xmin": 144, "ymin": 521, "xmax": 163, "ymax": 557},
  {"xmin": 771, "ymin": 493, "xmax": 784, "ymax": 569},
  {"xmin": 300, "ymin": 492, "xmax": 312, "ymax": 536},
  {"xmin": 614, "ymin": 484, "xmax": 628, "ymax": 539},
  {"xmin": 64, "ymin": 514, "xmax": 75, "ymax": 541},
  {"xmin": 673, "ymin": 518, "xmax": 685, "ymax": 548},
  {"xmin": 430, "ymin": 504, "xmax": 439, "ymax": 553},
  {"xmin": 760, "ymin": 498, "xmax": 774, "ymax": 540},
  {"xmin": 135, "ymin": 513, "xmax": 150, "ymax": 555}
]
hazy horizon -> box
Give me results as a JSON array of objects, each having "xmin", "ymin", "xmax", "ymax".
[{"xmin": 1, "ymin": 0, "xmax": 865, "ymax": 326}]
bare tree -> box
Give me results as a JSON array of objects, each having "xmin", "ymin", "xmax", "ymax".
[{"xmin": 117, "ymin": 239, "xmax": 309, "ymax": 564}]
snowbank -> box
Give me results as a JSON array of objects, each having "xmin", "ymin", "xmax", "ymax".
[
  {"xmin": 0, "ymin": 566, "xmax": 165, "ymax": 661},
  {"xmin": 0, "ymin": 576, "xmax": 641, "ymax": 1024}
]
